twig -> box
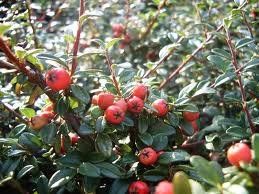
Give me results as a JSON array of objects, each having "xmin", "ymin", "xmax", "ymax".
[
  {"xmin": 70, "ymin": 0, "xmax": 85, "ymax": 76},
  {"xmin": 139, "ymin": 0, "xmax": 168, "ymax": 40},
  {"xmin": 105, "ymin": 50, "xmax": 122, "ymax": 96},
  {"xmin": 143, "ymin": 37, "xmax": 184, "ymax": 78},
  {"xmin": 26, "ymin": 0, "xmax": 39, "ymax": 48},
  {"xmin": 159, "ymin": 24, "xmax": 223, "ymax": 89},
  {"xmin": 0, "ymin": 101, "xmax": 28, "ymax": 124},
  {"xmin": 225, "ymin": 28, "xmax": 255, "ymax": 134},
  {"xmin": 124, "ymin": 0, "xmax": 130, "ymax": 35},
  {"xmin": 241, "ymin": 10, "xmax": 254, "ymax": 38},
  {"xmin": 180, "ymin": 140, "xmax": 205, "ymax": 149},
  {"xmin": 0, "ymin": 59, "xmax": 18, "ymax": 70},
  {"xmin": 46, "ymin": 0, "xmax": 66, "ymax": 32}
]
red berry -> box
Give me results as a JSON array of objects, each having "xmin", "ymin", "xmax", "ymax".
[
  {"xmin": 39, "ymin": 111, "xmax": 55, "ymax": 121},
  {"xmin": 155, "ymin": 181, "xmax": 174, "ymax": 194},
  {"xmin": 92, "ymin": 95, "xmax": 99, "ymax": 105},
  {"xmin": 183, "ymin": 111, "xmax": 200, "ymax": 122},
  {"xmin": 105, "ymin": 105, "xmax": 125, "ymax": 124},
  {"xmin": 127, "ymin": 96, "xmax": 144, "ymax": 113},
  {"xmin": 30, "ymin": 114, "xmax": 49, "ymax": 130},
  {"xmin": 45, "ymin": 68, "xmax": 71, "ymax": 91},
  {"xmin": 139, "ymin": 147, "xmax": 158, "ymax": 166},
  {"xmin": 191, "ymin": 120, "xmax": 199, "ymax": 132},
  {"xmin": 128, "ymin": 181, "xmax": 150, "ymax": 194},
  {"xmin": 69, "ymin": 132, "xmax": 79, "ymax": 145},
  {"xmin": 112, "ymin": 23, "xmax": 124, "ymax": 38},
  {"xmin": 97, "ymin": 92, "xmax": 114, "ymax": 110},
  {"xmin": 132, "ymin": 83, "xmax": 148, "ymax": 100},
  {"xmin": 152, "ymin": 99, "xmax": 169, "ymax": 117},
  {"xmin": 123, "ymin": 34, "xmax": 131, "ymax": 44},
  {"xmin": 113, "ymin": 99, "xmax": 127, "ymax": 112},
  {"xmin": 227, "ymin": 143, "xmax": 252, "ymax": 167},
  {"xmin": 146, "ymin": 51, "xmax": 157, "ymax": 62},
  {"xmin": 42, "ymin": 103, "xmax": 55, "ymax": 112}
]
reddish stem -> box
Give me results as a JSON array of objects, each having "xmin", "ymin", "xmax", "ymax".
[
  {"xmin": 159, "ymin": 24, "xmax": 223, "ymax": 89},
  {"xmin": 225, "ymin": 28, "xmax": 255, "ymax": 134},
  {"xmin": 70, "ymin": 0, "xmax": 85, "ymax": 76}
]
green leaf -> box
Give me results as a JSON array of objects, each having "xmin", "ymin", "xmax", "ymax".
[
  {"xmin": 56, "ymin": 97, "xmax": 69, "ymax": 116},
  {"xmin": 37, "ymin": 175, "xmax": 49, "ymax": 194},
  {"xmin": 109, "ymin": 179, "xmax": 130, "ymax": 194},
  {"xmin": 71, "ymin": 85, "xmax": 90, "ymax": 104},
  {"xmin": 95, "ymin": 134, "xmax": 112, "ymax": 157},
  {"xmin": 79, "ymin": 10, "xmax": 103, "ymax": 25},
  {"xmin": 211, "ymin": 48, "xmax": 231, "ymax": 60},
  {"xmin": 37, "ymin": 53, "xmax": 67, "ymax": 67},
  {"xmin": 40, "ymin": 123, "xmax": 57, "ymax": 144},
  {"xmin": 48, "ymin": 169, "xmax": 76, "ymax": 189},
  {"xmin": 138, "ymin": 132, "xmax": 153, "ymax": 145},
  {"xmin": 178, "ymin": 82, "xmax": 197, "ymax": 98},
  {"xmin": 214, "ymin": 72, "xmax": 235, "ymax": 88},
  {"xmin": 235, "ymin": 38, "xmax": 254, "ymax": 49},
  {"xmin": 226, "ymin": 126, "xmax": 250, "ymax": 138},
  {"xmin": 207, "ymin": 55, "xmax": 230, "ymax": 72},
  {"xmin": 243, "ymin": 58, "xmax": 259, "ymax": 72},
  {"xmin": 138, "ymin": 115, "xmax": 148, "ymax": 134},
  {"xmin": 192, "ymin": 87, "xmax": 216, "ymax": 98},
  {"xmin": 189, "ymin": 180, "xmax": 206, "ymax": 194},
  {"xmin": 96, "ymin": 116, "xmax": 106, "ymax": 133},
  {"xmin": 152, "ymin": 134, "xmax": 168, "ymax": 151},
  {"xmin": 18, "ymin": 132, "xmax": 42, "ymax": 152},
  {"xmin": 19, "ymin": 107, "xmax": 36, "ymax": 119},
  {"xmin": 0, "ymin": 23, "xmax": 12, "ymax": 36},
  {"xmin": 123, "ymin": 116, "xmax": 134, "ymax": 127},
  {"xmin": 173, "ymin": 171, "xmax": 192, "ymax": 194},
  {"xmin": 252, "ymin": 134, "xmax": 259, "ymax": 162},
  {"xmin": 143, "ymin": 169, "xmax": 166, "ymax": 182},
  {"xmin": 95, "ymin": 162, "xmax": 124, "ymax": 178},
  {"xmin": 78, "ymin": 162, "xmax": 101, "ymax": 177},
  {"xmin": 158, "ymin": 150, "xmax": 190, "ymax": 164},
  {"xmin": 14, "ymin": 46, "xmax": 27, "ymax": 60},
  {"xmin": 149, "ymin": 121, "xmax": 176, "ymax": 136},
  {"xmin": 225, "ymin": 184, "xmax": 248, "ymax": 194},
  {"xmin": 105, "ymin": 38, "xmax": 122, "ymax": 49},
  {"xmin": 0, "ymin": 138, "xmax": 18, "ymax": 145},
  {"xmin": 180, "ymin": 121, "xmax": 194, "ymax": 136},
  {"xmin": 190, "ymin": 156, "xmax": 223, "ymax": 187},
  {"xmin": 78, "ymin": 123, "xmax": 95, "ymax": 135},
  {"xmin": 17, "ymin": 165, "xmax": 34, "ymax": 179}
]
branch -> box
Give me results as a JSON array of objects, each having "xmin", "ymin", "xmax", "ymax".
[
  {"xmin": 225, "ymin": 28, "xmax": 255, "ymax": 134},
  {"xmin": 0, "ymin": 101, "xmax": 28, "ymax": 124},
  {"xmin": 241, "ymin": 10, "xmax": 253, "ymax": 38},
  {"xmin": 26, "ymin": 0, "xmax": 39, "ymax": 48},
  {"xmin": 0, "ymin": 59, "xmax": 18, "ymax": 70},
  {"xmin": 143, "ymin": 37, "xmax": 184, "ymax": 78},
  {"xmin": 70, "ymin": 0, "xmax": 85, "ymax": 76},
  {"xmin": 139, "ymin": 0, "xmax": 168, "ymax": 40},
  {"xmin": 159, "ymin": 24, "xmax": 223, "ymax": 89},
  {"xmin": 124, "ymin": 0, "xmax": 130, "ymax": 35},
  {"xmin": 105, "ymin": 50, "xmax": 122, "ymax": 96}
]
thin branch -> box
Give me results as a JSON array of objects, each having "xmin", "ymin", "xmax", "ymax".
[
  {"xmin": 241, "ymin": 10, "xmax": 254, "ymax": 38},
  {"xmin": 139, "ymin": 0, "xmax": 168, "ymax": 40},
  {"xmin": 159, "ymin": 24, "xmax": 223, "ymax": 89},
  {"xmin": 225, "ymin": 28, "xmax": 255, "ymax": 134},
  {"xmin": 70, "ymin": 0, "xmax": 85, "ymax": 76},
  {"xmin": 105, "ymin": 50, "xmax": 122, "ymax": 96},
  {"xmin": 26, "ymin": 0, "xmax": 39, "ymax": 48},
  {"xmin": 0, "ymin": 59, "xmax": 18, "ymax": 70},
  {"xmin": 0, "ymin": 101, "xmax": 28, "ymax": 124},
  {"xmin": 143, "ymin": 37, "xmax": 184, "ymax": 78},
  {"xmin": 46, "ymin": 0, "xmax": 66, "ymax": 32},
  {"xmin": 124, "ymin": 0, "xmax": 130, "ymax": 35}
]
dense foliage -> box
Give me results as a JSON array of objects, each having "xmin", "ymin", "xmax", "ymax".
[{"xmin": 0, "ymin": 0, "xmax": 259, "ymax": 194}]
